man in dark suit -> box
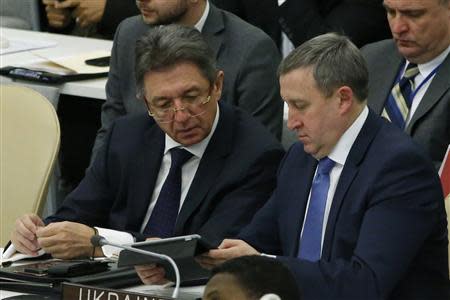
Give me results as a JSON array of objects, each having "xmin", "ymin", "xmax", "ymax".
[
  {"xmin": 361, "ymin": 0, "xmax": 450, "ymax": 168},
  {"xmin": 279, "ymin": 0, "xmax": 391, "ymax": 48},
  {"xmin": 201, "ymin": 33, "xmax": 449, "ymax": 299},
  {"xmin": 10, "ymin": 25, "xmax": 284, "ymax": 260},
  {"xmin": 91, "ymin": 0, "xmax": 282, "ymax": 160}
]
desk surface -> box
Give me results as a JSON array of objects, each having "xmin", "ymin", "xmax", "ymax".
[
  {"xmin": 0, "ymin": 27, "xmax": 112, "ymax": 100},
  {"xmin": 0, "ymin": 248, "xmax": 204, "ymax": 299}
]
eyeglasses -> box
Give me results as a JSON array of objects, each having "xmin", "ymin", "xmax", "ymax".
[{"xmin": 146, "ymin": 94, "xmax": 211, "ymax": 123}]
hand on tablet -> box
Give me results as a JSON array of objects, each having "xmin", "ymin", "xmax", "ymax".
[
  {"xmin": 135, "ymin": 264, "xmax": 169, "ymax": 285},
  {"xmin": 135, "ymin": 237, "xmax": 169, "ymax": 285},
  {"xmin": 197, "ymin": 239, "xmax": 260, "ymax": 269}
]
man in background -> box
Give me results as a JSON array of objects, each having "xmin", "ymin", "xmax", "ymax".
[
  {"xmin": 92, "ymin": 0, "xmax": 282, "ymax": 159},
  {"xmin": 362, "ymin": 0, "xmax": 450, "ymax": 168}
]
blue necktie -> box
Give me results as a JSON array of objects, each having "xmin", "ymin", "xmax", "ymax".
[
  {"xmin": 298, "ymin": 157, "xmax": 335, "ymax": 261},
  {"xmin": 143, "ymin": 148, "xmax": 193, "ymax": 238},
  {"xmin": 382, "ymin": 63, "xmax": 419, "ymax": 129}
]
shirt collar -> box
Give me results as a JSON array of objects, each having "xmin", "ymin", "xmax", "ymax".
[
  {"xmin": 164, "ymin": 102, "xmax": 219, "ymax": 159},
  {"xmin": 406, "ymin": 44, "xmax": 450, "ymax": 78},
  {"xmin": 327, "ymin": 106, "xmax": 369, "ymax": 166},
  {"xmin": 194, "ymin": 0, "xmax": 209, "ymax": 32}
]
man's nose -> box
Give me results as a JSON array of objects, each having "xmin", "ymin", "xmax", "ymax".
[
  {"xmin": 286, "ymin": 108, "xmax": 302, "ymax": 131},
  {"xmin": 172, "ymin": 99, "xmax": 190, "ymax": 122},
  {"xmin": 390, "ymin": 14, "xmax": 409, "ymax": 35}
]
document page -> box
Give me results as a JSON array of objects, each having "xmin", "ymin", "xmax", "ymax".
[{"xmin": 31, "ymin": 50, "xmax": 110, "ymax": 74}]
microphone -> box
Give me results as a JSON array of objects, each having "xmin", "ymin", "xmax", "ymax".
[{"xmin": 91, "ymin": 235, "xmax": 180, "ymax": 299}]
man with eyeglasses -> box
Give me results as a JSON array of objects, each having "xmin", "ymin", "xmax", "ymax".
[
  {"xmin": 90, "ymin": 0, "xmax": 283, "ymax": 162},
  {"xmin": 9, "ymin": 25, "xmax": 284, "ymax": 261}
]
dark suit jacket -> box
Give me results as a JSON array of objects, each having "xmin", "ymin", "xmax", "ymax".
[
  {"xmin": 46, "ymin": 103, "xmax": 285, "ymax": 245},
  {"xmin": 279, "ymin": 0, "xmax": 391, "ymax": 48},
  {"xmin": 211, "ymin": 0, "xmax": 281, "ymax": 46},
  {"xmin": 92, "ymin": 3, "xmax": 282, "ymax": 157},
  {"xmin": 97, "ymin": 0, "xmax": 140, "ymax": 39},
  {"xmin": 362, "ymin": 39, "xmax": 450, "ymax": 168},
  {"xmin": 239, "ymin": 109, "xmax": 449, "ymax": 300}
]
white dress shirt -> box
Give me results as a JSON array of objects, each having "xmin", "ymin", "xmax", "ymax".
[{"xmin": 300, "ymin": 106, "xmax": 369, "ymax": 257}]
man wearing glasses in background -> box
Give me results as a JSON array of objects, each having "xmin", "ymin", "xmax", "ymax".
[
  {"xmin": 9, "ymin": 25, "xmax": 284, "ymax": 260},
  {"xmin": 91, "ymin": 0, "xmax": 283, "ymax": 161}
]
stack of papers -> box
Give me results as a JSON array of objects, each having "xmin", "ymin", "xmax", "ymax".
[
  {"xmin": 0, "ymin": 38, "xmax": 57, "ymax": 56},
  {"xmin": 26, "ymin": 49, "xmax": 110, "ymax": 75}
]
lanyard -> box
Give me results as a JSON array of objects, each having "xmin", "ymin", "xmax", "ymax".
[{"xmin": 395, "ymin": 61, "xmax": 442, "ymax": 103}]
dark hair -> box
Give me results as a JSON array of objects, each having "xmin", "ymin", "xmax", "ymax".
[
  {"xmin": 278, "ymin": 33, "xmax": 368, "ymax": 102},
  {"xmin": 211, "ymin": 255, "xmax": 301, "ymax": 300},
  {"xmin": 135, "ymin": 24, "xmax": 217, "ymax": 100}
]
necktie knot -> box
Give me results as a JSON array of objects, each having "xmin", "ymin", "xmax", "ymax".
[
  {"xmin": 382, "ymin": 62, "xmax": 419, "ymax": 129},
  {"xmin": 317, "ymin": 157, "xmax": 335, "ymax": 175},
  {"xmin": 402, "ymin": 63, "xmax": 419, "ymax": 81},
  {"xmin": 170, "ymin": 148, "xmax": 193, "ymax": 168}
]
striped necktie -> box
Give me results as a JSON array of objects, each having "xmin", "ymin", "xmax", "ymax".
[{"xmin": 382, "ymin": 63, "xmax": 420, "ymax": 129}]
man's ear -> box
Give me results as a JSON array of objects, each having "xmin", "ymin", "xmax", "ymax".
[
  {"xmin": 336, "ymin": 86, "xmax": 354, "ymax": 114},
  {"xmin": 212, "ymin": 70, "xmax": 224, "ymax": 101}
]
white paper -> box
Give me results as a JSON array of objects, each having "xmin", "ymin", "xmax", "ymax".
[
  {"xmin": 1, "ymin": 247, "xmax": 46, "ymax": 265},
  {"xmin": 31, "ymin": 49, "xmax": 110, "ymax": 74},
  {"xmin": 0, "ymin": 38, "xmax": 57, "ymax": 56}
]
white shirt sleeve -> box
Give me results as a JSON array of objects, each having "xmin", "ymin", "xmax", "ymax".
[{"xmin": 96, "ymin": 227, "xmax": 135, "ymax": 258}]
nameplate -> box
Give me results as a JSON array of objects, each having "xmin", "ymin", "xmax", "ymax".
[{"xmin": 62, "ymin": 282, "xmax": 172, "ymax": 300}]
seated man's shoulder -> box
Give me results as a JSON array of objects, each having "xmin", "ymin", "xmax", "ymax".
[
  {"xmin": 110, "ymin": 113, "xmax": 156, "ymax": 136},
  {"xmin": 115, "ymin": 15, "xmax": 147, "ymax": 37},
  {"xmin": 227, "ymin": 105, "xmax": 283, "ymax": 151},
  {"xmin": 217, "ymin": 8, "xmax": 277, "ymax": 47},
  {"xmin": 369, "ymin": 118, "xmax": 435, "ymax": 171},
  {"xmin": 361, "ymin": 38, "xmax": 396, "ymax": 58}
]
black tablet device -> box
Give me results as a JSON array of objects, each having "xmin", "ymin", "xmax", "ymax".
[{"xmin": 117, "ymin": 234, "xmax": 217, "ymax": 285}]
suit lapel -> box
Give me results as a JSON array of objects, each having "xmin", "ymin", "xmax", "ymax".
[
  {"xmin": 406, "ymin": 52, "xmax": 450, "ymax": 134},
  {"xmin": 202, "ymin": 4, "xmax": 224, "ymax": 60},
  {"xmin": 174, "ymin": 103, "xmax": 233, "ymax": 234},
  {"xmin": 288, "ymin": 155, "xmax": 317, "ymax": 256},
  {"xmin": 368, "ymin": 43, "xmax": 403, "ymax": 114},
  {"xmin": 321, "ymin": 110, "xmax": 381, "ymax": 259},
  {"xmin": 128, "ymin": 122, "xmax": 165, "ymax": 230}
]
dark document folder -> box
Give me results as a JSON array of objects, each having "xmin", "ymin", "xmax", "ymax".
[{"xmin": 0, "ymin": 259, "xmax": 140, "ymax": 295}]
